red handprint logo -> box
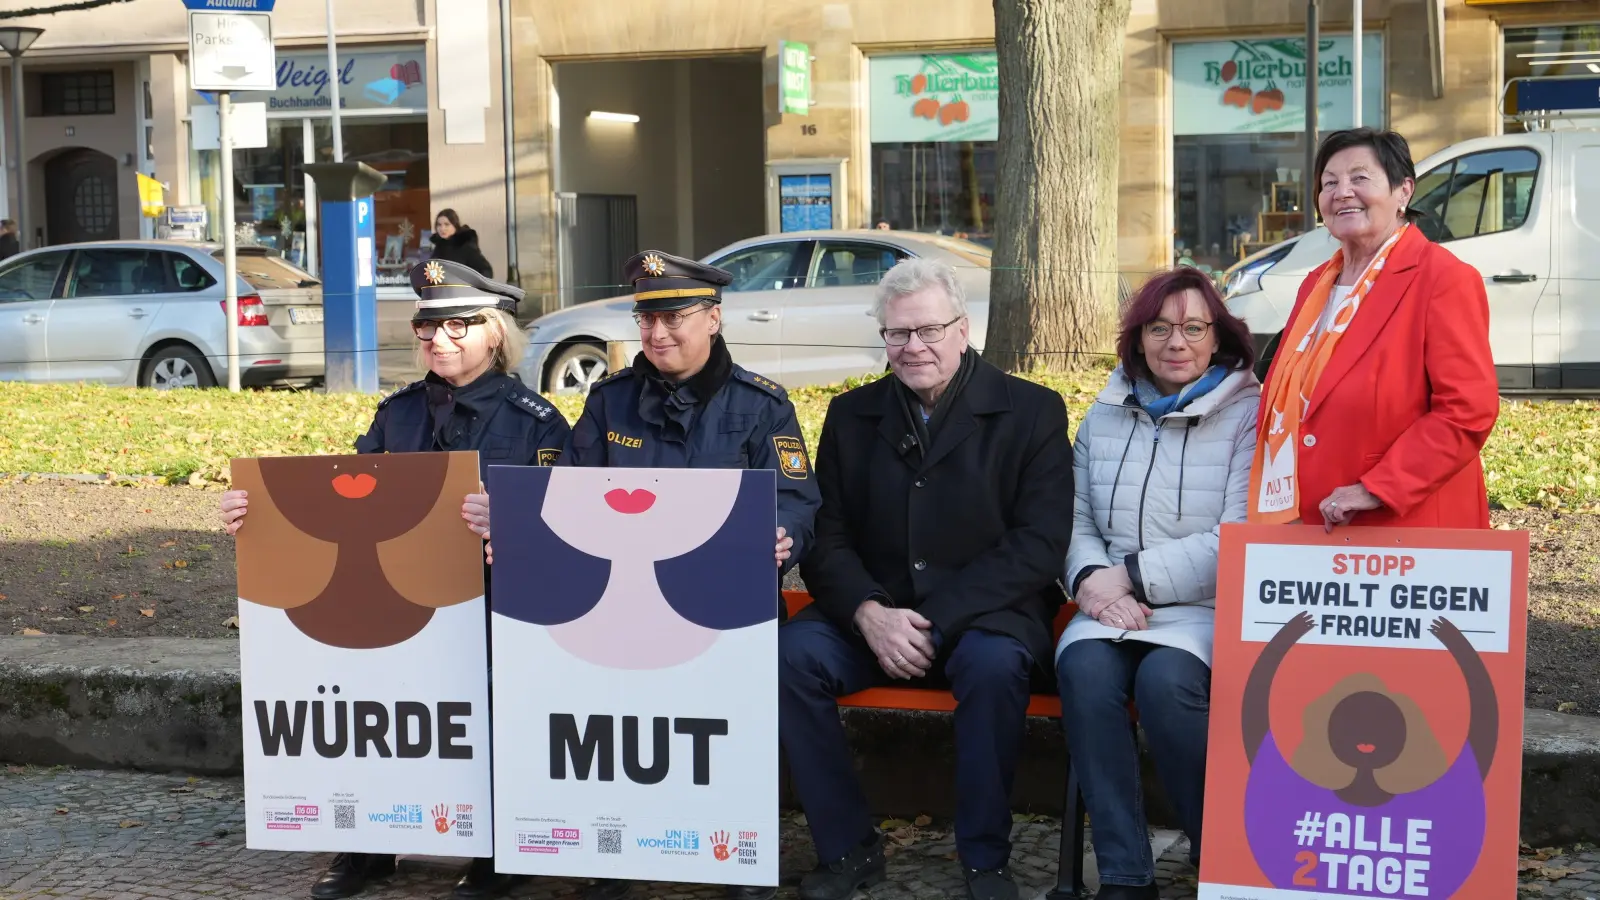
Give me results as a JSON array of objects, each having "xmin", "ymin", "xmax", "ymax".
[
  {"xmin": 710, "ymin": 830, "xmax": 732, "ymax": 861},
  {"xmin": 432, "ymin": 803, "xmax": 454, "ymax": 835}
]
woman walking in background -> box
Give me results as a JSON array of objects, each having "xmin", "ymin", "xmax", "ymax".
[{"xmin": 430, "ymin": 208, "xmax": 494, "ymax": 279}]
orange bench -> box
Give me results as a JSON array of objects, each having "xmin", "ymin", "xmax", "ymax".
[{"xmin": 782, "ymin": 590, "xmax": 1095, "ymax": 899}]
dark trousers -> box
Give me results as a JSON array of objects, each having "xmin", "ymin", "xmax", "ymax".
[
  {"xmin": 778, "ymin": 618, "xmax": 1032, "ymax": 871},
  {"xmin": 1055, "ymin": 639, "xmax": 1210, "ymax": 887}
]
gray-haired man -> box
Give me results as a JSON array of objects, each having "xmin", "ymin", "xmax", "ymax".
[{"xmin": 781, "ymin": 258, "xmax": 1076, "ymax": 900}]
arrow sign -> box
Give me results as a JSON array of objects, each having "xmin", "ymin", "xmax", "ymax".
[
  {"xmin": 183, "ymin": 0, "xmax": 276, "ymax": 10},
  {"xmin": 188, "ymin": 10, "xmax": 276, "ymax": 92}
]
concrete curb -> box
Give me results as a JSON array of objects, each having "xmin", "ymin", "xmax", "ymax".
[{"xmin": 3, "ymin": 636, "xmax": 1599, "ymax": 845}]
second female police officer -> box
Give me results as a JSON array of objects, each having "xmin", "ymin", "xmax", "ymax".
[
  {"xmin": 222, "ymin": 258, "xmax": 569, "ymax": 900},
  {"xmin": 463, "ymin": 249, "xmax": 820, "ymax": 900}
]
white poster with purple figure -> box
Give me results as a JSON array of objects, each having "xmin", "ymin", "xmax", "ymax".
[{"xmin": 486, "ymin": 467, "xmax": 779, "ymax": 887}]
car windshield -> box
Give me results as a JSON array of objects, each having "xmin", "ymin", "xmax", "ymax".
[{"xmin": 216, "ymin": 250, "xmax": 320, "ymax": 290}]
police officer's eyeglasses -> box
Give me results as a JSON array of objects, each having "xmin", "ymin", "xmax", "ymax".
[
  {"xmin": 632, "ymin": 306, "xmax": 709, "ymax": 330},
  {"xmin": 881, "ymin": 316, "xmax": 964, "ymax": 346},
  {"xmin": 412, "ymin": 315, "xmax": 487, "ymax": 341},
  {"xmin": 1144, "ymin": 320, "xmax": 1213, "ymax": 342}
]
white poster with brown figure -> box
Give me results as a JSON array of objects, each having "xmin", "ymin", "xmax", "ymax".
[{"xmin": 232, "ymin": 450, "xmax": 492, "ymax": 856}]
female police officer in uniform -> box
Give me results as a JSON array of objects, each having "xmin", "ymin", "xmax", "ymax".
[
  {"xmin": 221, "ymin": 258, "xmax": 569, "ymax": 900},
  {"xmin": 463, "ymin": 250, "xmax": 820, "ymax": 900}
]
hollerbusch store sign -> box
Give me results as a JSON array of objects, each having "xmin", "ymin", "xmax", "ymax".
[
  {"xmin": 869, "ymin": 52, "xmax": 999, "ymax": 144},
  {"xmin": 1172, "ymin": 35, "xmax": 1384, "ymax": 136}
]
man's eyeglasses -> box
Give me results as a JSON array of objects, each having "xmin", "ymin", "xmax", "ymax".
[
  {"xmin": 1144, "ymin": 320, "xmax": 1213, "ymax": 342},
  {"xmin": 412, "ymin": 315, "xmax": 487, "ymax": 341},
  {"xmin": 881, "ymin": 316, "xmax": 964, "ymax": 347},
  {"xmin": 633, "ymin": 306, "xmax": 710, "ymax": 330}
]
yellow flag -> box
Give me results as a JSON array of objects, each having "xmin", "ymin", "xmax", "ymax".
[{"xmin": 136, "ymin": 173, "xmax": 166, "ymax": 218}]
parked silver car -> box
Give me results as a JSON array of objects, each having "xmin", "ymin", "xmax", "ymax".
[
  {"xmin": 0, "ymin": 240, "xmax": 323, "ymax": 388},
  {"xmin": 518, "ymin": 230, "xmax": 994, "ymax": 393}
]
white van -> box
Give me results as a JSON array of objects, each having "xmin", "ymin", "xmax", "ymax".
[{"xmin": 1221, "ymin": 131, "xmax": 1600, "ymax": 393}]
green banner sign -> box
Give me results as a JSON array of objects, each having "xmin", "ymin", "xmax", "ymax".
[{"xmin": 780, "ymin": 41, "xmax": 811, "ymax": 116}]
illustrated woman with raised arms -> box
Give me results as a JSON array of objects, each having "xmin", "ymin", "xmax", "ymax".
[{"xmin": 1239, "ymin": 612, "xmax": 1497, "ymax": 897}]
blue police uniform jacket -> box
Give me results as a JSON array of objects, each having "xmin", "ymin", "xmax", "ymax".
[
  {"xmin": 354, "ymin": 369, "xmax": 571, "ymax": 478},
  {"xmin": 561, "ymin": 337, "xmax": 820, "ymax": 576}
]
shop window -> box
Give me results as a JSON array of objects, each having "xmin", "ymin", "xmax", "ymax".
[
  {"xmin": 1410, "ymin": 149, "xmax": 1539, "ymax": 243},
  {"xmin": 1173, "ymin": 133, "xmax": 1311, "ymax": 274},
  {"xmin": 1170, "ymin": 34, "xmax": 1384, "ymax": 274},
  {"xmin": 39, "ymin": 71, "xmax": 115, "ymax": 116},
  {"xmin": 870, "ymin": 142, "xmax": 995, "ymax": 244}
]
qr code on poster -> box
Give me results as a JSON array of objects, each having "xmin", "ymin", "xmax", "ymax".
[
  {"xmin": 334, "ymin": 805, "xmax": 356, "ymax": 830},
  {"xmin": 598, "ymin": 829, "xmax": 621, "ymax": 855}
]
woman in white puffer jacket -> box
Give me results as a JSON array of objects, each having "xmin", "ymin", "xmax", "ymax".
[{"xmin": 1056, "ymin": 267, "xmax": 1260, "ymax": 900}]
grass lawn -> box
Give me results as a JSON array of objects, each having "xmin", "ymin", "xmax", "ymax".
[{"xmin": 0, "ymin": 374, "xmax": 1595, "ymax": 511}]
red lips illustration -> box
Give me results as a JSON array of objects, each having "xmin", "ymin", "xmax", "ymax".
[
  {"xmin": 1356, "ymin": 743, "xmax": 1376, "ymax": 754},
  {"xmin": 604, "ymin": 488, "xmax": 656, "ymax": 514},
  {"xmin": 331, "ymin": 473, "xmax": 378, "ymax": 499}
]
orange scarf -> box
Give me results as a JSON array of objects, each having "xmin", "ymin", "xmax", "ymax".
[{"xmin": 1247, "ymin": 224, "xmax": 1409, "ymax": 523}]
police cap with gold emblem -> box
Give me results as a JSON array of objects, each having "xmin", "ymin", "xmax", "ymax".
[
  {"xmin": 408, "ymin": 258, "xmax": 524, "ymax": 321},
  {"xmin": 624, "ymin": 250, "xmax": 734, "ymax": 314}
]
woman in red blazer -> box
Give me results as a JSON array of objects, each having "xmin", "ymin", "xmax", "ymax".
[{"xmin": 1249, "ymin": 128, "xmax": 1499, "ymax": 530}]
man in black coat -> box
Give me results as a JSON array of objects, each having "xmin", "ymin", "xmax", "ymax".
[{"xmin": 782, "ymin": 259, "xmax": 1074, "ymax": 900}]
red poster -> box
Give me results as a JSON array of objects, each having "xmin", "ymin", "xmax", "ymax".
[{"xmin": 1200, "ymin": 525, "xmax": 1528, "ymax": 900}]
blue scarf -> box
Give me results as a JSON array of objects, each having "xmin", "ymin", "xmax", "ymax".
[{"xmin": 1131, "ymin": 365, "xmax": 1229, "ymax": 420}]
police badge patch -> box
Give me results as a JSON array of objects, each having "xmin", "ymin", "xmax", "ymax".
[
  {"xmin": 772, "ymin": 436, "xmax": 810, "ymax": 480},
  {"xmin": 537, "ymin": 448, "xmax": 561, "ymax": 466}
]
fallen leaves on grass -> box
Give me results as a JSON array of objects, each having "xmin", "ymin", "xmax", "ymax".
[
  {"xmin": 76, "ymin": 605, "xmax": 94, "ymax": 613},
  {"xmin": 139, "ymin": 608, "xmax": 155, "ymax": 618},
  {"xmin": 21, "ymin": 628, "xmax": 45, "ymax": 636},
  {"xmin": 1558, "ymin": 701, "xmax": 1579, "ymax": 713},
  {"xmin": 223, "ymin": 615, "xmax": 240, "ymax": 629}
]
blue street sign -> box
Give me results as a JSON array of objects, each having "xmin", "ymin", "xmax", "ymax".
[{"xmin": 182, "ymin": 0, "xmax": 276, "ymax": 11}]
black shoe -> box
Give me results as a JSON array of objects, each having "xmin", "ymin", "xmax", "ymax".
[
  {"xmin": 453, "ymin": 857, "xmax": 521, "ymax": 899},
  {"xmin": 584, "ymin": 878, "xmax": 634, "ymax": 900},
  {"xmin": 310, "ymin": 853, "xmax": 396, "ymax": 899},
  {"xmin": 1093, "ymin": 884, "xmax": 1160, "ymax": 900},
  {"xmin": 964, "ymin": 866, "xmax": 1019, "ymax": 900},
  {"xmin": 799, "ymin": 836, "xmax": 887, "ymax": 900},
  {"xmin": 726, "ymin": 886, "xmax": 777, "ymax": 900}
]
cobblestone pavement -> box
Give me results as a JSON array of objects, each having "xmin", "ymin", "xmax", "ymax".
[{"xmin": 0, "ymin": 767, "xmax": 1593, "ymax": 900}]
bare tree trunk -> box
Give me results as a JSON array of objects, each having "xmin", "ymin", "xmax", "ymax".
[{"xmin": 987, "ymin": 0, "xmax": 1131, "ymax": 373}]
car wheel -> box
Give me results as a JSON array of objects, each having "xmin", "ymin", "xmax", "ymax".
[
  {"xmin": 547, "ymin": 342, "xmax": 609, "ymax": 395},
  {"xmin": 142, "ymin": 345, "xmax": 216, "ymax": 390}
]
